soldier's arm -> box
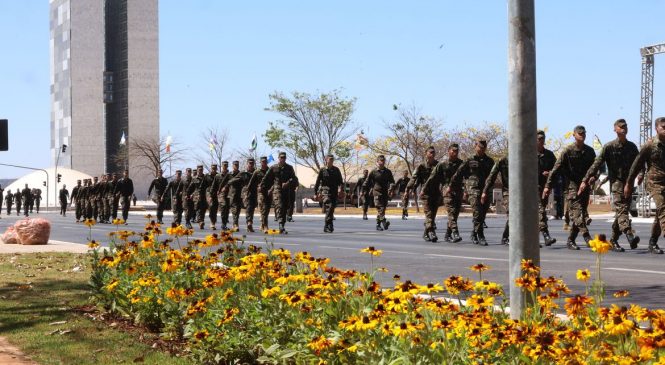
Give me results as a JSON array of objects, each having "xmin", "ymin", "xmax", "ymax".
[
  {"xmin": 450, "ymin": 160, "xmax": 468, "ymax": 188},
  {"xmin": 260, "ymin": 168, "xmax": 274, "ymax": 193},
  {"xmin": 289, "ymin": 167, "xmax": 299, "ymax": 189},
  {"xmin": 148, "ymin": 180, "xmax": 155, "ymax": 196},
  {"xmin": 362, "ymin": 173, "xmax": 373, "ymax": 195},
  {"xmin": 627, "ymin": 144, "xmax": 650, "ymax": 186},
  {"xmin": 583, "ymin": 146, "xmax": 606, "ymax": 184},
  {"xmin": 544, "ymin": 149, "xmax": 565, "ymax": 190},
  {"xmin": 314, "ymin": 170, "xmax": 323, "ymax": 194},
  {"xmin": 422, "ymin": 162, "xmax": 444, "ymax": 195},
  {"xmin": 482, "ymin": 162, "xmax": 500, "ymax": 196}
]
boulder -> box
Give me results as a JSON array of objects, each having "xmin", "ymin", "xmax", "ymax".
[
  {"xmin": 1, "ymin": 226, "xmax": 20, "ymax": 244},
  {"xmin": 13, "ymin": 218, "xmax": 51, "ymax": 245}
]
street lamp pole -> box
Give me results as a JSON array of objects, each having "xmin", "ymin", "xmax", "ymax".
[{"xmin": 54, "ymin": 144, "xmax": 67, "ymax": 209}]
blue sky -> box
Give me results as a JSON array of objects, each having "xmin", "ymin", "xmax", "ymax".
[{"xmin": 1, "ymin": 1, "xmax": 664, "ymax": 177}]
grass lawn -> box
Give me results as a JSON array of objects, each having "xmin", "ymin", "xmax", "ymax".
[{"xmin": 0, "ymin": 252, "xmax": 194, "ymax": 365}]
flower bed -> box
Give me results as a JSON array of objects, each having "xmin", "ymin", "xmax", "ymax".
[{"xmin": 87, "ymin": 219, "xmax": 665, "ymax": 364}]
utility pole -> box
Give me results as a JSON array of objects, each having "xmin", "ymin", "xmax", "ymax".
[{"xmin": 508, "ymin": 0, "xmax": 539, "ymax": 319}]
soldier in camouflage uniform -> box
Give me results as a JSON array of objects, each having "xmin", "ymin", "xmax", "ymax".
[
  {"xmin": 581, "ymin": 119, "xmax": 639, "ymax": 252},
  {"xmin": 395, "ymin": 171, "xmax": 411, "ymax": 220},
  {"xmin": 114, "ymin": 170, "xmax": 134, "ymax": 223},
  {"xmin": 205, "ymin": 164, "xmax": 220, "ymax": 230},
  {"xmin": 626, "ymin": 116, "xmax": 665, "ymax": 254},
  {"xmin": 250, "ymin": 157, "xmax": 270, "ymax": 232},
  {"xmin": 260, "ymin": 152, "xmax": 299, "ymax": 234},
  {"xmin": 14, "ymin": 189, "xmax": 21, "ymax": 216},
  {"xmin": 241, "ymin": 158, "xmax": 258, "ymax": 232},
  {"xmin": 182, "ymin": 168, "xmax": 194, "ymax": 229},
  {"xmin": 451, "ymin": 139, "xmax": 495, "ymax": 246},
  {"xmin": 90, "ymin": 176, "xmax": 99, "ymax": 221},
  {"xmin": 71, "ymin": 180, "xmax": 82, "ymax": 222},
  {"xmin": 4, "ymin": 188, "xmax": 12, "ymax": 216},
  {"xmin": 438, "ymin": 144, "xmax": 464, "ymax": 242},
  {"xmin": 543, "ymin": 125, "xmax": 595, "ymax": 250},
  {"xmin": 148, "ymin": 169, "xmax": 168, "ymax": 224},
  {"xmin": 228, "ymin": 161, "xmax": 244, "ymax": 231},
  {"xmin": 356, "ymin": 169, "xmax": 370, "ymax": 220},
  {"xmin": 482, "ymin": 156, "xmax": 509, "ymax": 245},
  {"xmin": 409, "ymin": 146, "xmax": 439, "ymax": 242},
  {"xmin": 217, "ymin": 161, "xmax": 232, "ymax": 230},
  {"xmin": 164, "ymin": 169, "xmax": 184, "ymax": 225},
  {"xmin": 536, "ymin": 131, "xmax": 558, "ymax": 246},
  {"xmin": 314, "ymin": 154, "xmax": 344, "ymax": 233},
  {"xmin": 187, "ymin": 165, "xmax": 208, "ymax": 229},
  {"xmin": 362, "ymin": 155, "xmax": 395, "ymax": 231}
]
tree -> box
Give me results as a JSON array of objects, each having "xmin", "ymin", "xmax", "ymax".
[
  {"xmin": 127, "ymin": 136, "xmax": 186, "ymax": 176},
  {"xmin": 264, "ymin": 90, "xmax": 358, "ymax": 174},
  {"xmin": 194, "ymin": 127, "xmax": 231, "ymax": 171},
  {"xmin": 442, "ymin": 122, "xmax": 509, "ymax": 160}
]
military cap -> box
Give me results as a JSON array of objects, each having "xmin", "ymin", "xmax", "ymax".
[
  {"xmin": 175, "ymin": 169, "xmax": 182, "ymax": 174},
  {"xmin": 475, "ymin": 139, "xmax": 487, "ymax": 147},
  {"xmin": 279, "ymin": 152, "xmax": 287, "ymax": 158},
  {"xmin": 449, "ymin": 143, "xmax": 460, "ymax": 150},
  {"xmin": 196, "ymin": 165, "xmax": 204, "ymax": 169},
  {"xmin": 326, "ymin": 154, "xmax": 335, "ymax": 159},
  {"xmin": 222, "ymin": 161, "xmax": 229, "ymax": 166},
  {"xmin": 211, "ymin": 164, "xmax": 218, "ymax": 168},
  {"xmin": 656, "ymin": 117, "xmax": 665, "ymax": 124},
  {"xmin": 77, "ymin": 179, "xmax": 81, "ymax": 182},
  {"xmin": 247, "ymin": 158, "xmax": 255, "ymax": 163},
  {"xmin": 186, "ymin": 167, "xmax": 192, "ymax": 171},
  {"xmin": 260, "ymin": 156, "xmax": 268, "ymax": 162},
  {"xmin": 614, "ymin": 119, "xmax": 627, "ymax": 127},
  {"xmin": 232, "ymin": 160, "xmax": 239, "ymax": 165},
  {"xmin": 573, "ymin": 125, "xmax": 586, "ymax": 133},
  {"xmin": 537, "ymin": 130, "xmax": 546, "ymax": 138}
]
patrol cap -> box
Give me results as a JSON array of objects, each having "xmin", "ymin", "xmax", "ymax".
[
  {"xmin": 574, "ymin": 125, "xmax": 586, "ymax": 133},
  {"xmin": 614, "ymin": 119, "xmax": 627, "ymax": 127},
  {"xmin": 185, "ymin": 167, "xmax": 192, "ymax": 172},
  {"xmin": 475, "ymin": 139, "xmax": 487, "ymax": 147},
  {"xmin": 279, "ymin": 152, "xmax": 287, "ymax": 158},
  {"xmin": 232, "ymin": 160, "xmax": 239, "ymax": 165},
  {"xmin": 449, "ymin": 143, "xmax": 459, "ymax": 150},
  {"xmin": 175, "ymin": 169, "xmax": 182, "ymax": 174},
  {"xmin": 211, "ymin": 164, "xmax": 218, "ymax": 168},
  {"xmin": 77, "ymin": 179, "xmax": 81, "ymax": 182},
  {"xmin": 196, "ymin": 164, "xmax": 204, "ymax": 169},
  {"xmin": 260, "ymin": 156, "xmax": 268, "ymax": 162},
  {"xmin": 247, "ymin": 158, "xmax": 255, "ymax": 163},
  {"xmin": 537, "ymin": 130, "xmax": 546, "ymax": 138},
  {"xmin": 222, "ymin": 161, "xmax": 228, "ymax": 166}
]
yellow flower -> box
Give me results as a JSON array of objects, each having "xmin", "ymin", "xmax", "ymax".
[
  {"xmin": 203, "ymin": 234, "xmax": 221, "ymax": 247},
  {"xmin": 466, "ymin": 294, "xmax": 494, "ymax": 310},
  {"xmin": 261, "ymin": 286, "xmax": 281, "ymax": 298},
  {"xmin": 576, "ymin": 269, "xmax": 591, "ymax": 282},
  {"xmin": 104, "ymin": 279, "xmax": 119, "ymax": 291},
  {"xmin": 87, "ymin": 240, "xmax": 100, "ymax": 249},
  {"xmin": 265, "ymin": 228, "xmax": 281, "ymax": 235},
  {"xmin": 605, "ymin": 316, "xmax": 634, "ymax": 336},
  {"xmin": 613, "ymin": 290, "xmax": 630, "ymax": 298},
  {"xmin": 192, "ymin": 329, "xmax": 209, "ymax": 341},
  {"xmin": 166, "ymin": 224, "xmax": 188, "ymax": 236},
  {"xmin": 470, "ymin": 263, "xmax": 491, "ymax": 273},
  {"xmin": 564, "ymin": 295, "xmax": 594, "ymax": 317},
  {"xmin": 112, "ymin": 218, "xmax": 125, "ymax": 225},
  {"xmin": 589, "ymin": 234, "xmax": 612, "ymax": 254},
  {"xmin": 307, "ymin": 336, "xmax": 333, "ymax": 354},
  {"xmin": 360, "ymin": 246, "xmax": 383, "ymax": 256},
  {"xmin": 83, "ymin": 218, "xmax": 96, "ymax": 227}
]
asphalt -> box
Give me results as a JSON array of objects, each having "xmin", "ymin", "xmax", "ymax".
[{"xmin": 1, "ymin": 209, "xmax": 664, "ymax": 309}]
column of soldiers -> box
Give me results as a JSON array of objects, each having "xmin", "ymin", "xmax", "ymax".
[
  {"xmin": 66, "ymin": 170, "xmax": 133, "ymax": 224},
  {"xmin": 2, "ymin": 185, "xmax": 43, "ymax": 217}
]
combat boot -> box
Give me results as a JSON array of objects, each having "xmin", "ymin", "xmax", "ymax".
[
  {"xmin": 247, "ymin": 224, "xmax": 255, "ymax": 233},
  {"xmin": 185, "ymin": 222, "xmax": 193, "ymax": 229},
  {"xmin": 478, "ymin": 233, "xmax": 488, "ymax": 246},
  {"xmin": 428, "ymin": 230, "xmax": 438, "ymax": 243},
  {"xmin": 451, "ymin": 229, "xmax": 463, "ymax": 243},
  {"xmin": 583, "ymin": 234, "xmax": 592, "ymax": 248},
  {"xmin": 232, "ymin": 224, "xmax": 239, "ymax": 232},
  {"xmin": 329, "ymin": 223, "xmax": 334, "ymax": 233},
  {"xmin": 422, "ymin": 230, "xmax": 431, "ymax": 242},
  {"xmin": 221, "ymin": 224, "xmax": 229, "ymax": 231},
  {"xmin": 402, "ymin": 210, "xmax": 408, "ymax": 220},
  {"xmin": 470, "ymin": 232, "xmax": 479, "ymax": 245},
  {"xmin": 287, "ymin": 216, "xmax": 294, "ymax": 222},
  {"xmin": 382, "ymin": 220, "xmax": 390, "ymax": 230},
  {"xmin": 324, "ymin": 224, "xmax": 331, "ymax": 233},
  {"xmin": 279, "ymin": 223, "xmax": 287, "ymax": 234},
  {"xmin": 362, "ymin": 213, "xmax": 368, "ymax": 220},
  {"xmin": 542, "ymin": 231, "xmax": 556, "ymax": 246},
  {"xmin": 648, "ymin": 238, "xmax": 664, "ymax": 254},
  {"xmin": 199, "ymin": 222, "xmax": 205, "ymax": 230},
  {"xmin": 376, "ymin": 223, "xmax": 384, "ymax": 231},
  {"xmin": 501, "ymin": 236, "xmax": 509, "ymax": 245},
  {"xmin": 210, "ymin": 225, "xmax": 216, "ymax": 231},
  {"xmin": 566, "ymin": 239, "xmax": 580, "ymax": 250},
  {"xmin": 610, "ymin": 238, "xmax": 625, "ymax": 252},
  {"xmin": 444, "ymin": 228, "xmax": 452, "ymax": 243},
  {"xmin": 586, "ymin": 217, "xmax": 593, "ymax": 225},
  {"xmin": 625, "ymin": 232, "xmax": 640, "ymax": 249}
]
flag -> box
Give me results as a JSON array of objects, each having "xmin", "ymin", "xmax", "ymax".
[
  {"xmin": 250, "ymin": 134, "xmax": 257, "ymax": 152},
  {"xmin": 119, "ymin": 131, "xmax": 126, "ymax": 146},
  {"xmin": 267, "ymin": 154, "xmax": 274, "ymax": 163},
  {"xmin": 593, "ymin": 135, "xmax": 603, "ymax": 152},
  {"xmin": 165, "ymin": 135, "xmax": 172, "ymax": 153},
  {"xmin": 209, "ymin": 136, "xmax": 215, "ymax": 152},
  {"xmin": 563, "ymin": 131, "xmax": 573, "ymax": 139}
]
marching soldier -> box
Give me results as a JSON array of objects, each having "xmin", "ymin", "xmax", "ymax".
[
  {"xmin": 182, "ymin": 168, "xmax": 194, "ymax": 229},
  {"xmin": 90, "ymin": 176, "xmax": 99, "ymax": 221},
  {"xmin": 241, "ymin": 158, "xmax": 258, "ymax": 232},
  {"xmin": 14, "ymin": 189, "xmax": 22, "ymax": 216},
  {"xmin": 425, "ymin": 144, "xmax": 464, "ymax": 243},
  {"xmin": 0, "ymin": 184, "xmax": 3, "ymax": 216},
  {"xmin": 228, "ymin": 158, "xmax": 257, "ymax": 232},
  {"xmin": 543, "ymin": 125, "xmax": 595, "ymax": 250},
  {"xmin": 314, "ymin": 154, "xmax": 344, "ymax": 233},
  {"xmin": 482, "ymin": 156, "xmax": 509, "ymax": 245},
  {"xmin": 580, "ymin": 119, "xmax": 639, "ymax": 252},
  {"xmin": 148, "ymin": 169, "xmax": 168, "ymax": 224},
  {"xmin": 164, "ymin": 169, "xmax": 184, "ymax": 225},
  {"xmin": 626, "ymin": 116, "xmax": 665, "ymax": 254},
  {"xmin": 536, "ymin": 131, "xmax": 558, "ymax": 246},
  {"xmin": 250, "ymin": 157, "xmax": 270, "ymax": 232},
  {"xmin": 33, "ymin": 189, "xmax": 42, "ymax": 213},
  {"xmin": 71, "ymin": 180, "xmax": 82, "ymax": 222},
  {"xmin": 205, "ymin": 164, "xmax": 220, "ymax": 230},
  {"xmin": 362, "ymin": 155, "xmax": 395, "ymax": 231},
  {"xmin": 104, "ymin": 174, "xmax": 116, "ymax": 221},
  {"xmin": 21, "ymin": 184, "xmax": 32, "ymax": 217},
  {"xmin": 59, "ymin": 184, "xmax": 69, "ymax": 216},
  {"xmin": 228, "ymin": 161, "xmax": 244, "ymax": 231},
  {"xmin": 409, "ymin": 146, "xmax": 440, "ymax": 242},
  {"xmin": 260, "ymin": 152, "xmax": 299, "ymax": 234},
  {"xmin": 395, "ymin": 171, "xmax": 411, "ymax": 220},
  {"xmin": 217, "ymin": 161, "xmax": 231, "ymax": 230},
  {"xmin": 450, "ymin": 139, "xmax": 495, "ymax": 246},
  {"xmin": 4, "ymin": 188, "xmax": 13, "ymax": 215},
  {"xmin": 188, "ymin": 165, "xmax": 207, "ymax": 229},
  {"xmin": 356, "ymin": 169, "xmax": 370, "ymax": 220},
  {"xmin": 115, "ymin": 170, "xmax": 134, "ymax": 223}
]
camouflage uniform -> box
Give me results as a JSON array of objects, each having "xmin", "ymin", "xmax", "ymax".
[
  {"xmin": 584, "ymin": 135, "xmax": 639, "ymax": 250},
  {"xmin": 408, "ymin": 160, "xmax": 439, "ymax": 240},
  {"xmin": 4, "ymin": 191, "xmax": 13, "ymax": 215},
  {"xmin": 260, "ymin": 156, "xmax": 299, "ymax": 233},
  {"xmin": 205, "ymin": 166, "xmax": 220, "ymax": 229},
  {"xmin": 228, "ymin": 164, "xmax": 256, "ymax": 231},
  {"xmin": 451, "ymin": 153, "xmax": 495, "ymax": 244},
  {"xmin": 362, "ymin": 167, "xmax": 395, "ymax": 230},
  {"xmin": 71, "ymin": 181, "xmax": 82, "ymax": 221},
  {"xmin": 355, "ymin": 175, "xmax": 370, "ymax": 219},
  {"xmin": 314, "ymin": 164, "xmax": 343, "ymax": 231},
  {"xmin": 537, "ymin": 146, "xmax": 557, "ymax": 238},
  {"xmin": 545, "ymin": 142, "xmax": 596, "ymax": 248},
  {"xmin": 22, "ymin": 187, "xmax": 32, "ymax": 217},
  {"xmin": 14, "ymin": 190, "xmax": 22, "ymax": 216},
  {"xmin": 249, "ymin": 161, "xmax": 269, "ymax": 231},
  {"xmin": 187, "ymin": 168, "xmax": 207, "ymax": 228},
  {"xmin": 114, "ymin": 175, "xmax": 134, "ymax": 222},
  {"xmin": 105, "ymin": 176, "xmax": 117, "ymax": 221},
  {"xmin": 483, "ymin": 156, "xmax": 509, "ymax": 244},
  {"xmin": 148, "ymin": 174, "xmax": 168, "ymax": 223},
  {"xmin": 241, "ymin": 162, "xmax": 260, "ymax": 231},
  {"xmin": 228, "ymin": 163, "xmax": 243, "ymax": 230},
  {"xmin": 182, "ymin": 170, "xmax": 194, "ymax": 228},
  {"xmin": 164, "ymin": 172, "xmax": 185, "ymax": 225},
  {"xmin": 395, "ymin": 175, "xmax": 410, "ymax": 219},
  {"xmin": 217, "ymin": 163, "xmax": 232, "ymax": 230}
]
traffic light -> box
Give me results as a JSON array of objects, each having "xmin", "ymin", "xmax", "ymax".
[
  {"xmin": 57, "ymin": 174, "xmax": 62, "ymax": 183},
  {"xmin": 42, "ymin": 181, "xmax": 46, "ymax": 187},
  {"xmin": 61, "ymin": 144, "xmax": 67, "ymax": 153}
]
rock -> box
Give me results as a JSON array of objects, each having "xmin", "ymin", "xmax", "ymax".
[
  {"xmin": 1, "ymin": 226, "xmax": 20, "ymax": 244},
  {"xmin": 13, "ymin": 218, "xmax": 51, "ymax": 245}
]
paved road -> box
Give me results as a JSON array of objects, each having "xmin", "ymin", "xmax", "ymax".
[{"xmin": 1, "ymin": 210, "xmax": 664, "ymax": 309}]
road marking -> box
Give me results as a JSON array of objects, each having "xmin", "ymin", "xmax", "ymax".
[
  {"xmin": 606, "ymin": 267, "xmax": 665, "ymax": 275},
  {"xmin": 318, "ymin": 245, "xmax": 419, "ymax": 255},
  {"xmin": 425, "ymin": 254, "xmax": 508, "ymax": 262}
]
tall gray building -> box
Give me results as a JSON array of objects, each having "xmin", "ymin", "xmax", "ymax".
[{"xmin": 50, "ymin": 0, "xmax": 159, "ymax": 193}]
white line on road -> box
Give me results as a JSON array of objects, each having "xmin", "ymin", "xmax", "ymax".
[
  {"xmin": 318, "ymin": 246, "xmax": 419, "ymax": 255},
  {"xmin": 606, "ymin": 267, "xmax": 665, "ymax": 275},
  {"xmin": 425, "ymin": 254, "xmax": 508, "ymax": 262}
]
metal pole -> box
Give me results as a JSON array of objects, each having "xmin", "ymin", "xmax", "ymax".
[
  {"xmin": 55, "ymin": 147, "xmax": 61, "ymax": 210},
  {"xmin": 508, "ymin": 0, "xmax": 540, "ymax": 319}
]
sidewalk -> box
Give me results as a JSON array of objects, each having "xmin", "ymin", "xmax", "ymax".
[{"xmin": 0, "ymin": 240, "xmax": 87, "ymax": 254}]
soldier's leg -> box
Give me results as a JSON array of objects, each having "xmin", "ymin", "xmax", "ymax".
[
  {"xmin": 323, "ymin": 194, "xmax": 333, "ymax": 230},
  {"xmin": 156, "ymin": 200, "xmax": 164, "ymax": 223},
  {"xmin": 402, "ymin": 193, "xmax": 409, "ymax": 218},
  {"xmin": 231, "ymin": 201, "xmax": 241, "ymax": 228},
  {"xmin": 209, "ymin": 200, "xmax": 218, "ymax": 227},
  {"xmin": 112, "ymin": 198, "xmax": 119, "ymax": 220},
  {"xmin": 221, "ymin": 199, "xmax": 230, "ymax": 227},
  {"xmin": 287, "ymin": 191, "xmax": 295, "ymax": 219},
  {"xmin": 24, "ymin": 202, "xmax": 29, "ymax": 216},
  {"xmin": 122, "ymin": 196, "xmax": 130, "ymax": 221},
  {"xmin": 467, "ymin": 192, "xmax": 481, "ymax": 236},
  {"xmin": 245, "ymin": 199, "xmax": 256, "ymax": 229},
  {"xmin": 502, "ymin": 193, "xmax": 509, "ymax": 243},
  {"xmin": 35, "ymin": 201, "xmax": 39, "ymax": 213}
]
